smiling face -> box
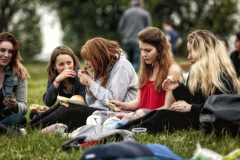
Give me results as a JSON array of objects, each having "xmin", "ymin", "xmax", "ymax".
[
  {"xmin": 54, "ymin": 54, "xmax": 74, "ymax": 74},
  {"xmin": 139, "ymin": 41, "xmax": 158, "ymax": 65},
  {"xmin": 0, "ymin": 41, "xmax": 14, "ymax": 68}
]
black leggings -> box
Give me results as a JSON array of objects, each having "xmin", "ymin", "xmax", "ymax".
[
  {"xmin": 118, "ymin": 109, "xmax": 200, "ymax": 134},
  {"xmin": 29, "ymin": 103, "xmax": 100, "ymax": 131}
]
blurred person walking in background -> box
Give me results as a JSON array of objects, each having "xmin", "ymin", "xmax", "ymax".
[
  {"xmin": 118, "ymin": 0, "xmax": 152, "ymax": 71},
  {"xmin": 162, "ymin": 21, "xmax": 182, "ymax": 55}
]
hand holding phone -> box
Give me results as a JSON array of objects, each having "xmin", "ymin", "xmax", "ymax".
[{"xmin": 3, "ymin": 93, "xmax": 17, "ymax": 108}]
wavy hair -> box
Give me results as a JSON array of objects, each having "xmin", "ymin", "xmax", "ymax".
[
  {"xmin": 80, "ymin": 37, "xmax": 121, "ymax": 86},
  {"xmin": 187, "ymin": 30, "xmax": 240, "ymax": 96},
  {"xmin": 47, "ymin": 45, "xmax": 80, "ymax": 82},
  {"xmin": 137, "ymin": 27, "xmax": 175, "ymax": 91},
  {"xmin": 0, "ymin": 32, "xmax": 29, "ymax": 80}
]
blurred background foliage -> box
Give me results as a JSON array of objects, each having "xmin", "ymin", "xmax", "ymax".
[
  {"xmin": 0, "ymin": 0, "xmax": 239, "ymax": 59},
  {"xmin": 0, "ymin": 0, "xmax": 42, "ymax": 59}
]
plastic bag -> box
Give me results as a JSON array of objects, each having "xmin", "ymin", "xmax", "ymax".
[{"xmin": 191, "ymin": 143, "xmax": 222, "ymax": 160}]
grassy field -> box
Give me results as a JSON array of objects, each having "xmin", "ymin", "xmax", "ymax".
[{"xmin": 0, "ymin": 61, "xmax": 240, "ymax": 160}]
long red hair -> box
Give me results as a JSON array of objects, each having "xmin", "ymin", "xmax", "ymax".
[{"xmin": 81, "ymin": 37, "xmax": 121, "ymax": 86}]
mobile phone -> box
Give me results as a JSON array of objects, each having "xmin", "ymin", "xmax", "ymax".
[{"xmin": 6, "ymin": 94, "xmax": 15, "ymax": 99}]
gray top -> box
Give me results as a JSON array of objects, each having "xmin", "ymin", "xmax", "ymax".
[
  {"xmin": 86, "ymin": 55, "xmax": 138, "ymax": 110},
  {"xmin": 118, "ymin": 6, "xmax": 152, "ymax": 43},
  {"xmin": 15, "ymin": 79, "xmax": 28, "ymax": 114}
]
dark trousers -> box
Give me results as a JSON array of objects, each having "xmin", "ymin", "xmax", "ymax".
[
  {"xmin": 119, "ymin": 109, "xmax": 200, "ymax": 134},
  {"xmin": 0, "ymin": 108, "xmax": 26, "ymax": 127},
  {"xmin": 29, "ymin": 103, "xmax": 100, "ymax": 132},
  {"xmin": 0, "ymin": 109, "xmax": 26, "ymax": 134},
  {"xmin": 123, "ymin": 41, "xmax": 140, "ymax": 71}
]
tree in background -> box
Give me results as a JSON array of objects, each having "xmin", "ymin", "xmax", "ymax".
[
  {"xmin": 148, "ymin": 0, "xmax": 239, "ymax": 54},
  {"xmin": 1, "ymin": 0, "xmax": 238, "ymax": 59},
  {"xmin": 44, "ymin": 0, "xmax": 127, "ymax": 55},
  {"xmin": 0, "ymin": 0, "xmax": 42, "ymax": 59},
  {"xmin": 44, "ymin": 0, "xmax": 239, "ymax": 56}
]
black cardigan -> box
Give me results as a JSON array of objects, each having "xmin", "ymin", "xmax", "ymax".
[{"xmin": 173, "ymin": 72, "xmax": 236, "ymax": 114}]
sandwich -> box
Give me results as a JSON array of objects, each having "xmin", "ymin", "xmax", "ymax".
[
  {"xmin": 57, "ymin": 95, "xmax": 85, "ymax": 105},
  {"xmin": 30, "ymin": 104, "xmax": 48, "ymax": 112},
  {"xmin": 105, "ymin": 99, "xmax": 121, "ymax": 112}
]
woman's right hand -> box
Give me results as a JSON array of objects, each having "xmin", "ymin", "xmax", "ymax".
[
  {"xmin": 78, "ymin": 69, "xmax": 94, "ymax": 86},
  {"xmin": 162, "ymin": 76, "xmax": 180, "ymax": 91},
  {"xmin": 110, "ymin": 100, "xmax": 125, "ymax": 110},
  {"xmin": 55, "ymin": 69, "xmax": 76, "ymax": 83}
]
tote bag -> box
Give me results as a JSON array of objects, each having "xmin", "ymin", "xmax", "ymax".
[{"xmin": 199, "ymin": 94, "xmax": 240, "ymax": 135}]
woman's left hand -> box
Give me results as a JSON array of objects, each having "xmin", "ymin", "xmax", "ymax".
[
  {"xmin": 3, "ymin": 96, "xmax": 17, "ymax": 108},
  {"xmin": 170, "ymin": 100, "xmax": 191, "ymax": 112}
]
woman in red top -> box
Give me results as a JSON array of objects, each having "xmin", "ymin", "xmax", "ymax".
[{"xmin": 111, "ymin": 26, "xmax": 183, "ymax": 118}]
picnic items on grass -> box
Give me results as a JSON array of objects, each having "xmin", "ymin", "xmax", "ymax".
[{"xmin": 62, "ymin": 125, "xmax": 135, "ymax": 151}]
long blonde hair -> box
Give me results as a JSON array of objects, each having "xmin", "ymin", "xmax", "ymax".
[
  {"xmin": 138, "ymin": 27, "xmax": 175, "ymax": 92},
  {"xmin": 188, "ymin": 30, "xmax": 240, "ymax": 96}
]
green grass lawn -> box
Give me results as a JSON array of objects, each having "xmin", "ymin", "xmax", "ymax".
[{"xmin": 0, "ymin": 61, "xmax": 239, "ymax": 160}]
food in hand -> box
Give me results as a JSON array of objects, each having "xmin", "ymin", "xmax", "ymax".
[
  {"xmin": 57, "ymin": 96, "xmax": 69, "ymax": 102},
  {"xmin": 30, "ymin": 104, "xmax": 48, "ymax": 112},
  {"xmin": 82, "ymin": 65, "xmax": 91, "ymax": 74},
  {"xmin": 105, "ymin": 99, "xmax": 121, "ymax": 112},
  {"xmin": 69, "ymin": 95, "xmax": 85, "ymax": 104}
]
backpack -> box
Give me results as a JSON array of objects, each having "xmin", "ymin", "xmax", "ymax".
[{"xmin": 199, "ymin": 94, "xmax": 240, "ymax": 135}]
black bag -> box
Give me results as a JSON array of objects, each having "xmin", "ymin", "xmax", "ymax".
[{"xmin": 199, "ymin": 94, "xmax": 240, "ymax": 135}]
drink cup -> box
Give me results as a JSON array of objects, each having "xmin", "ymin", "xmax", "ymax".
[{"xmin": 131, "ymin": 127, "xmax": 147, "ymax": 134}]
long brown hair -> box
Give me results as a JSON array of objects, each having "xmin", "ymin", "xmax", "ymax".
[
  {"xmin": 47, "ymin": 45, "xmax": 80, "ymax": 82},
  {"xmin": 138, "ymin": 27, "xmax": 175, "ymax": 91},
  {"xmin": 80, "ymin": 37, "xmax": 121, "ymax": 86},
  {"xmin": 0, "ymin": 32, "xmax": 29, "ymax": 80}
]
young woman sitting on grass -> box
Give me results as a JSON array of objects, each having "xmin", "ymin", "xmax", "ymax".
[
  {"xmin": 119, "ymin": 30, "xmax": 240, "ymax": 133},
  {"xmin": 0, "ymin": 32, "xmax": 29, "ymax": 132},
  {"xmin": 29, "ymin": 45, "xmax": 86, "ymax": 131},
  {"xmin": 78, "ymin": 37, "xmax": 138, "ymax": 110},
  {"xmin": 102, "ymin": 26, "xmax": 183, "ymax": 124},
  {"xmin": 32, "ymin": 38, "xmax": 138, "ymax": 132}
]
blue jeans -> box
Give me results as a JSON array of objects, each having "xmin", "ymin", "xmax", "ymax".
[{"xmin": 0, "ymin": 109, "xmax": 26, "ymax": 127}]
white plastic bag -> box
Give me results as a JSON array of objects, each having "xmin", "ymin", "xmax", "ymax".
[{"xmin": 191, "ymin": 143, "xmax": 222, "ymax": 160}]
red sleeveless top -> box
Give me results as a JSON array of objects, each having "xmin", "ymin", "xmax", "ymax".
[{"xmin": 139, "ymin": 81, "xmax": 166, "ymax": 110}]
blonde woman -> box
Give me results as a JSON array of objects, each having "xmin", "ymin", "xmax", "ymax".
[
  {"xmin": 120, "ymin": 30, "xmax": 240, "ymax": 133},
  {"xmin": 168, "ymin": 30, "xmax": 240, "ymax": 113}
]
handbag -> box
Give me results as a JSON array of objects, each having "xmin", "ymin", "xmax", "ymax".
[{"xmin": 199, "ymin": 94, "xmax": 240, "ymax": 135}]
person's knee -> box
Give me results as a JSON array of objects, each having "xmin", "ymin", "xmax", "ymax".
[{"xmin": 0, "ymin": 113, "xmax": 26, "ymax": 126}]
